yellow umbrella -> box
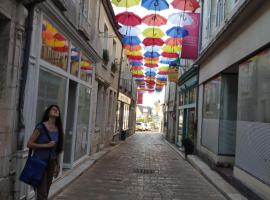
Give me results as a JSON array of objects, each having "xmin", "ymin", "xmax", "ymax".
[
  {"xmin": 142, "ymin": 28, "xmax": 164, "ymax": 38},
  {"xmin": 145, "ymin": 60, "xmax": 159, "ymax": 64},
  {"xmin": 131, "ymin": 70, "xmax": 143, "ymax": 75},
  {"xmin": 162, "ymin": 45, "xmax": 182, "ymax": 53},
  {"xmin": 112, "ymin": 0, "xmax": 140, "ymax": 8},
  {"xmin": 125, "ymin": 50, "xmax": 142, "ymax": 56}
]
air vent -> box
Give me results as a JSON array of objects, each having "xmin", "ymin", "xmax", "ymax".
[{"xmin": 133, "ymin": 168, "xmax": 156, "ymax": 174}]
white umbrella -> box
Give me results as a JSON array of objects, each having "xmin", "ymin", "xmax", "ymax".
[
  {"xmin": 168, "ymin": 12, "xmax": 193, "ymax": 26},
  {"xmin": 119, "ymin": 26, "xmax": 141, "ymax": 36}
]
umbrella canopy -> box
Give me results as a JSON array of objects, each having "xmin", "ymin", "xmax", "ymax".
[
  {"xmin": 158, "ymin": 71, "xmax": 168, "ymax": 75},
  {"xmin": 122, "ymin": 36, "xmax": 141, "ymax": 45},
  {"xmin": 143, "ymin": 38, "xmax": 164, "ymax": 46},
  {"xmin": 168, "ymin": 12, "xmax": 194, "ymax": 26},
  {"xmin": 131, "ymin": 70, "xmax": 144, "ymax": 75},
  {"xmin": 144, "ymin": 45, "xmax": 162, "ymax": 52},
  {"xmin": 145, "ymin": 71, "xmax": 157, "ymax": 76},
  {"xmin": 141, "ymin": 0, "xmax": 169, "ymax": 11},
  {"xmin": 165, "ymin": 38, "xmax": 182, "ymax": 46},
  {"xmin": 145, "ymin": 67, "xmax": 157, "ymax": 71},
  {"xmin": 144, "ymin": 51, "xmax": 160, "ymax": 57},
  {"xmin": 142, "ymin": 14, "xmax": 167, "ymax": 26},
  {"xmin": 161, "ymin": 52, "xmax": 179, "ymax": 58},
  {"xmin": 115, "ymin": 12, "xmax": 142, "ymax": 26},
  {"xmin": 160, "ymin": 59, "xmax": 175, "ymax": 64},
  {"xmin": 144, "ymin": 57, "xmax": 159, "ymax": 61},
  {"xmin": 130, "ymin": 66, "xmax": 144, "ymax": 70},
  {"xmin": 162, "ymin": 45, "xmax": 182, "ymax": 53},
  {"xmin": 171, "ymin": 0, "xmax": 200, "ymax": 12},
  {"xmin": 126, "ymin": 50, "xmax": 142, "ymax": 56},
  {"xmin": 145, "ymin": 63, "xmax": 159, "ymax": 68},
  {"xmin": 133, "ymin": 74, "xmax": 145, "ymax": 78},
  {"xmin": 127, "ymin": 55, "xmax": 144, "ymax": 60},
  {"xmin": 124, "ymin": 45, "xmax": 142, "ymax": 51},
  {"xmin": 119, "ymin": 26, "xmax": 141, "ymax": 36},
  {"xmin": 158, "ymin": 66, "xmax": 169, "ymax": 71},
  {"xmin": 112, "ymin": 0, "xmax": 141, "ymax": 8},
  {"xmin": 166, "ymin": 26, "xmax": 189, "ymax": 38},
  {"xmin": 129, "ymin": 61, "xmax": 143, "ymax": 66},
  {"xmin": 145, "ymin": 59, "xmax": 159, "ymax": 64},
  {"xmin": 142, "ymin": 27, "xmax": 164, "ymax": 38}
]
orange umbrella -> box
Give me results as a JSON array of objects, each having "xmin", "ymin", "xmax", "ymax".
[
  {"xmin": 165, "ymin": 38, "xmax": 182, "ymax": 46},
  {"xmin": 123, "ymin": 45, "xmax": 141, "ymax": 51}
]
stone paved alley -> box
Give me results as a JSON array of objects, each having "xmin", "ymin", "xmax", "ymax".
[{"xmin": 54, "ymin": 133, "xmax": 226, "ymax": 200}]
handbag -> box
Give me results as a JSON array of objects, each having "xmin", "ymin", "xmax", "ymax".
[{"xmin": 19, "ymin": 123, "xmax": 52, "ymax": 188}]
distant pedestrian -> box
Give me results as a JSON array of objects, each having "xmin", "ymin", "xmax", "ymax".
[{"xmin": 27, "ymin": 105, "xmax": 64, "ymax": 200}]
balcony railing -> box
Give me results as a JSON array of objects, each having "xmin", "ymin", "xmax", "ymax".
[{"xmin": 78, "ymin": 11, "xmax": 91, "ymax": 40}]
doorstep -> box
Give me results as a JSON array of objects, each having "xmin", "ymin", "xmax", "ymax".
[
  {"xmin": 162, "ymin": 137, "xmax": 248, "ymax": 200},
  {"xmin": 48, "ymin": 143, "xmax": 122, "ymax": 199}
]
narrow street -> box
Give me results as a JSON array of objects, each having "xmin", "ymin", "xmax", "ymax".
[{"xmin": 54, "ymin": 132, "xmax": 226, "ymax": 200}]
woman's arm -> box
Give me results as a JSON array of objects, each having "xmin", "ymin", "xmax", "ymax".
[{"xmin": 27, "ymin": 129, "xmax": 56, "ymax": 149}]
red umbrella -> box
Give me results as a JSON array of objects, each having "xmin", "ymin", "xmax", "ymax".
[
  {"xmin": 145, "ymin": 63, "xmax": 158, "ymax": 68},
  {"xmin": 142, "ymin": 14, "xmax": 167, "ymax": 26},
  {"xmin": 115, "ymin": 12, "xmax": 142, "ymax": 26},
  {"xmin": 158, "ymin": 71, "xmax": 168, "ymax": 75},
  {"xmin": 127, "ymin": 55, "xmax": 143, "ymax": 60},
  {"xmin": 133, "ymin": 74, "xmax": 144, "ymax": 78},
  {"xmin": 144, "ymin": 57, "xmax": 159, "ymax": 61},
  {"xmin": 171, "ymin": 0, "xmax": 200, "ymax": 12},
  {"xmin": 161, "ymin": 52, "xmax": 179, "ymax": 58},
  {"xmin": 142, "ymin": 38, "xmax": 164, "ymax": 46},
  {"xmin": 165, "ymin": 38, "xmax": 182, "ymax": 46}
]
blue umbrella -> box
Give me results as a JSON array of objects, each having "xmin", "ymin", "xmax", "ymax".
[
  {"xmin": 144, "ymin": 51, "xmax": 160, "ymax": 57},
  {"xmin": 166, "ymin": 26, "xmax": 189, "ymax": 38},
  {"xmin": 144, "ymin": 45, "xmax": 162, "ymax": 52},
  {"xmin": 122, "ymin": 36, "xmax": 141, "ymax": 45},
  {"xmin": 129, "ymin": 61, "xmax": 143, "ymax": 66},
  {"xmin": 157, "ymin": 76, "xmax": 167, "ymax": 81},
  {"xmin": 145, "ymin": 67, "xmax": 157, "ymax": 72},
  {"xmin": 160, "ymin": 60, "xmax": 174, "ymax": 64},
  {"xmin": 134, "ymin": 78, "xmax": 145, "ymax": 81},
  {"xmin": 145, "ymin": 71, "xmax": 157, "ymax": 76},
  {"xmin": 141, "ymin": 0, "xmax": 169, "ymax": 11}
]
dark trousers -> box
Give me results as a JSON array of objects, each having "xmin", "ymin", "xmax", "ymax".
[{"xmin": 36, "ymin": 159, "xmax": 56, "ymax": 200}]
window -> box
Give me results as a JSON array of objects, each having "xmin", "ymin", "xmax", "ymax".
[
  {"xmin": 74, "ymin": 85, "xmax": 91, "ymax": 161},
  {"xmin": 189, "ymin": 88, "xmax": 197, "ymax": 104},
  {"xmin": 216, "ymin": 0, "xmax": 225, "ymax": 27},
  {"xmin": 103, "ymin": 24, "xmax": 108, "ymax": 50},
  {"xmin": 41, "ymin": 19, "xmax": 69, "ymax": 70},
  {"xmin": 36, "ymin": 69, "xmax": 66, "ymax": 123},
  {"xmin": 238, "ymin": 49, "xmax": 270, "ymax": 123},
  {"xmin": 203, "ymin": 76, "xmax": 221, "ymax": 119},
  {"xmin": 112, "ymin": 40, "xmax": 116, "ymax": 62},
  {"xmin": 70, "ymin": 44, "xmax": 80, "ymax": 76},
  {"xmin": 80, "ymin": 54, "xmax": 93, "ymax": 83},
  {"xmin": 206, "ymin": 0, "xmax": 212, "ymax": 38}
]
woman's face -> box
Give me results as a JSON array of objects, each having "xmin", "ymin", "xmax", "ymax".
[{"xmin": 49, "ymin": 106, "xmax": 60, "ymax": 118}]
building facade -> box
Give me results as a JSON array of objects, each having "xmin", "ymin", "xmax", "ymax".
[
  {"xmin": 0, "ymin": 0, "xmax": 27, "ymax": 199},
  {"xmin": 0, "ymin": 0, "xmax": 126, "ymax": 199},
  {"xmin": 196, "ymin": 0, "xmax": 270, "ymax": 199}
]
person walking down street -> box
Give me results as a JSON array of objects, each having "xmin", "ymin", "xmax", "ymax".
[{"xmin": 27, "ymin": 105, "xmax": 64, "ymax": 200}]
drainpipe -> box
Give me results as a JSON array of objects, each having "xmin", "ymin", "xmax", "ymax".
[{"xmin": 18, "ymin": 0, "xmax": 45, "ymax": 149}]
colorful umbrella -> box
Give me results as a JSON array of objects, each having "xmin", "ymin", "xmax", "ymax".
[
  {"xmin": 133, "ymin": 74, "xmax": 145, "ymax": 78},
  {"xmin": 158, "ymin": 66, "xmax": 169, "ymax": 71},
  {"xmin": 142, "ymin": 38, "xmax": 164, "ymax": 46},
  {"xmin": 126, "ymin": 50, "xmax": 142, "ymax": 56},
  {"xmin": 129, "ymin": 61, "xmax": 143, "ymax": 66},
  {"xmin": 165, "ymin": 38, "xmax": 182, "ymax": 46},
  {"xmin": 162, "ymin": 45, "xmax": 182, "ymax": 53},
  {"xmin": 130, "ymin": 66, "xmax": 144, "ymax": 71},
  {"xmin": 122, "ymin": 36, "xmax": 141, "ymax": 45},
  {"xmin": 119, "ymin": 26, "xmax": 141, "ymax": 36},
  {"xmin": 142, "ymin": 27, "xmax": 165, "ymax": 38},
  {"xmin": 127, "ymin": 55, "xmax": 144, "ymax": 60},
  {"xmin": 145, "ymin": 60, "xmax": 159, "ymax": 64},
  {"xmin": 142, "ymin": 14, "xmax": 167, "ymax": 26},
  {"xmin": 115, "ymin": 12, "xmax": 142, "ymax": 26},
  {"xmin": 144, "ymin": 45, "xmax": 162, "ymax": 52},
  {"xmin": 161, "ymin": 52, "xmax": 179, "ymax": 58},
  {"xmin": 145, "ymin": 71, "xmax": 157, "ymax": 76},
  {"xmin": 145, "ymin": 63, "xmax": 159, "ymax": 67},
  {"xmin": 141, "ymin": 0, "xmax": 169, "ymax": 11},
  {"xmin": 112, "ymin": 0, "xmax": 141, "ymax": 8},
  {"xmin": 144, "ymin": 57, "xmax": 159, "ymax": 61},
  {"xmin": 166, "ymin": 26, "xmax": 189, "ymax": 38},
  {"xmin": 144, "ymin": 51, "xmax": 160, "ymax": 57},
  {"xmin": 168, "ymin": 12, "xmax": 194, "ymax": 26},
  {"xmin": 171, "ymin": 0, "xmax": 200, "ymax": 12},
  {"xmin": 124, "ymin": 45, "xmax": 142, "ymax": 51}
]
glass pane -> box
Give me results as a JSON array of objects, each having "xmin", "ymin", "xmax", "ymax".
[
  {"xmin": 189, "ymin": 88, "xmax": 196, "ymax": 104},
  {"xmin": 36, "ymin": 69, "xmax": 66, "ymax": 123},
  {"xmin": 74, "ymin": 85, "xmax": 91, "ymax": 161},
  {"xmin": 177, "ymin": 110, "xmax": 184, "ymax": 146},
  {"xmin": 70, "ymin": 45, "xmax": 80, "ymax": 76},
  {"xmin": 41, "ymin": 19, "xmax": 69, "ymax": 70},
  {"xmin": 203, "ymin": 77, "xmax": 221, "ymax": 119},
  {"xmin": 80, "ymin": 55, "xmax": 93, "ymax": 83}
]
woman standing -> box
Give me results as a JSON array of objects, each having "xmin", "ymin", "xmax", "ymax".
[{"xmin": 27, "ymin": 105, "xmax": 64, "ymax": 200}]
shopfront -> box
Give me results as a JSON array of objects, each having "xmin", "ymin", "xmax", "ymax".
[
  {"xmin": 176, "ymin": 67, "xmax": 198, "ymax": 147},
  {"xmin": 117, "ymin": 93, "xmax": 131, "ymax": 138}
]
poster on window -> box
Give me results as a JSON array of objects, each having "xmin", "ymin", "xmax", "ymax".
[
  {"xmin": 137, "ymin": 90, "xmax": 143, "ymax": 105},
  {"xmin": 181, "ymin": 13, "xmax": 200, "ymax": 60}
]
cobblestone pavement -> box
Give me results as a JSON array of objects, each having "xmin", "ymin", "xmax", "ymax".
[{"xmin": 54, "ymin": 133, "xmax": 226, "ymax": 200}]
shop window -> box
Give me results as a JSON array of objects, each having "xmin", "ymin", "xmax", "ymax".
[
  {"xmin": 189, "ymin": 88, "xmax": 197, "ymax": 104},
  {"xmin": 203, "ymin": 76, "xmax": 221, "ymax": 119},
  {"xmin": 179, "ymin": 94, "xmax": 184, "ymax": 106},
  {"xmin": 70, "ymin": 45, "xmax": 80, "ymax": 76},
  {"xmin": 184, "ymin": 92, "xmax": 189, "ymax": 105},
  {"xmin": 36, "ymin": 69, "xmax": 66, "ymax": 123},
  {"xmin": 238, "ymin": 49, "xmax": 270, "ymax": 123},
  {"xmin": 74, "ymin": 85, "xmax": 91, "ymax": 161},
  {"xmin": 80, "ymin": 54, "xmax": 93, "ymax": 83},
  {"xmin": 41, "ymin": 19, "xmax": 69, "ymax": 70}
]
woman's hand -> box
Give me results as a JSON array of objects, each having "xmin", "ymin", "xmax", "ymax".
[{"xmin": 46, "ymin": 141, "xmax": 56, "ymax": 148}]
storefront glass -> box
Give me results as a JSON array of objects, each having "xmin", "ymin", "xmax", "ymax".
[
  {"xmin": 74, "ymin": 85, "xmax": 91, "ymax": 161},
  {"xmin": 80, "ymin": 54, "xmax": 93, "ymax": 83},
  {"xmin": 41, "ymin": 19, "xmax": 68, "ymax": 70},
  {"xmin": 123, "ymin": 104, "xmax": 130, "ymax": 130},
  {"xmin": 70, "ymin": 45, "xmax": 80, "ymax": 76},
  {"xmin": 36, "ymin": 69, "xmax": 66, "ymax": 123}
]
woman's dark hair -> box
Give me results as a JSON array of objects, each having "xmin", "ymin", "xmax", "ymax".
[{"xmin": 42, "ymin": 105, "xmax": 64, "ymax": 154}]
